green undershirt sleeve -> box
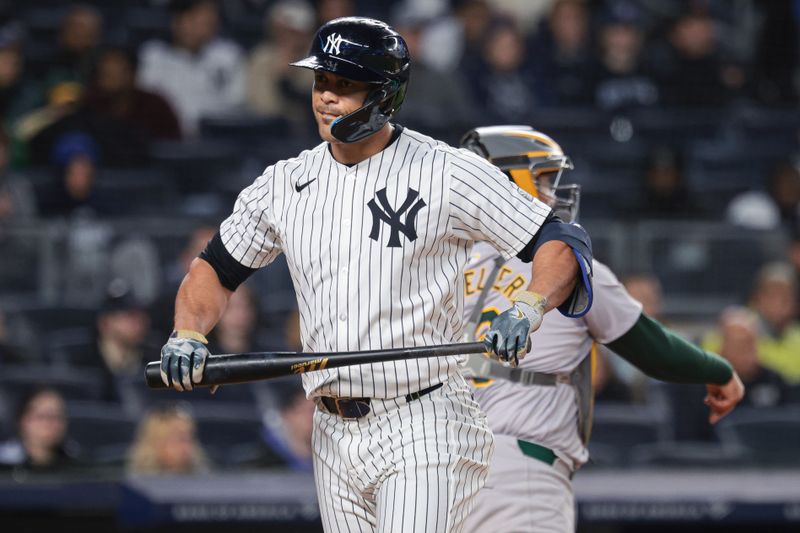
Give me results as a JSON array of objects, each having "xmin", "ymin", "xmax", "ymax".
[{"xmin": 605, "ymin": 313, "xmax": 733, "ymax": 385}]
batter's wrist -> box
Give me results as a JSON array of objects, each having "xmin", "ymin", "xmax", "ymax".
[
  {"xmin": 513, "ymin": 290, "xmax": 547, "ymax": 313},
  {"xmin": 171, "ymin": 329, "xmax": 209, "ymax": 344}
]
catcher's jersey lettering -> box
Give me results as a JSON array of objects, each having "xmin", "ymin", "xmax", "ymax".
[
  {"xmin": 464, "ymin": 264, "xmax": 527, "ymax": 299},
  {"xmin": 219, "ymin": 127, "xmax": 552, "ymax": 400}
]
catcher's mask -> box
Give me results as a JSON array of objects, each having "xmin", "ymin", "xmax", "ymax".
[
  {"xmin": 460, "ymin": 125, "xmax": 581, "ymax": 222},
  {"xmin": 291, "ymin": 17, "xmax": 410, "ymax": 143}
]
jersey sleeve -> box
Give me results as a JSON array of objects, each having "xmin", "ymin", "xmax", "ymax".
[
  {"xmin": 219, "ymin": 166, "xmax": 283, "ymax": 268},
  {"xmin": 583, "ymin": 261, "xmax": 643, "ymax": 344},
  {"xmin": 447, "ymin": 149, "xmax": 552, "ymax": 260}
]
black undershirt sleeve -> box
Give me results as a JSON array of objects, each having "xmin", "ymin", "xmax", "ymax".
[{"xmin": 199, "ymin": 232, "xmax": 257, "ymax": 291}]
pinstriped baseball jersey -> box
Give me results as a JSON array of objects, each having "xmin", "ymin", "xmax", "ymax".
[
  {"xmin": 219, "ymin": 126, "xmax": 552, "ymax": 399},
  {"xmin": 464, "ymin": 242, "xmax": 642, "ymax": 465}
]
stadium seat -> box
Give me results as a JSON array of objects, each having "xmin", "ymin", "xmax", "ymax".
[
  {"xmin": 189, "ymin": 401, "xmax": 264, "ymax": 466},
  {"xmin": 636, "ymin": 221, "xmax": 787, "ymax": 316},
  {"xmin": 588, "ymin": 404, "xmax": 670, "ymax": 467},
  {"xmin": 630, "ymin": 441, "xmax": 746, "ymax": 468},
  {"xmin": 715, "ymin": 407, "xmax": 800, "ymax": 466},
  {"xmin": 0, "ymin": 366, "xmax": 107, "ymax": 404},
  {"xmin": 66, "ymin": 401, "xmax": 138, "ymax": 466}
]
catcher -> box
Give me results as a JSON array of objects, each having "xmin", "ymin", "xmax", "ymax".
[{"xmin": 460, "ymin": 125, "xmax": 745, "ymax": 532}]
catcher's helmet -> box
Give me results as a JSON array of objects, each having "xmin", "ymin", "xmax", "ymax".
[
  {"xmin": 460, "ymin": 125, "xmax": 581, "ymax": 222},
  {"xmin": 291, "ymin": 17, "xmax": 410, "ymax": 143}
]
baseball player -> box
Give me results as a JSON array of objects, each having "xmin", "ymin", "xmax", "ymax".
[
  {"xmin": 459, "ymin": 125, "xmax": 746, "ymax": 533},
  {"xmin": 158, "ymin": 18, "xmax": 593, "ymax": 533}
]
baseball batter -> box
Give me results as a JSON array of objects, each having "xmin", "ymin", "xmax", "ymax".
[
  {"xmin": 458, "ymin": 126, "xmax": 745, "ymax": 533},
  {"xmin": 158, "ymin": 19, "xmax": 593, "ymax": 533}
]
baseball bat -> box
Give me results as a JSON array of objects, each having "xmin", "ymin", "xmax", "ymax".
[{"xmin": 144, "ymin": 342, "xmax": 487, "ymax": 389}]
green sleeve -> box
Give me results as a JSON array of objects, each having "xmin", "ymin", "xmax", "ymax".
[{"xmin": 605, "ymin": 313, "xmax": 733, "ymax": 385}]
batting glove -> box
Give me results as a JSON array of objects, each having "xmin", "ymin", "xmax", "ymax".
[
  {"xmin": 160, "ymin": 330, "xmax": 212, "ymax": 392},
  {"xmin": 483, "ymin": 291, "xmax": 547, "ymax": 365}
]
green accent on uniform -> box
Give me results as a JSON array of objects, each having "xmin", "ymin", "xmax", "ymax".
[
  {"xmin": 517, "ymin": 439, "xmax": 557, "ymax": 465},
  {"xmin": 607, "ymin": 313, "xmax": 733, "ymax": 385}
]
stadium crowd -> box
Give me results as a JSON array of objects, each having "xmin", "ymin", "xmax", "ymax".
[{"xmin": 0, "ymin": 0, "xmax": 798, "ymax": 479}]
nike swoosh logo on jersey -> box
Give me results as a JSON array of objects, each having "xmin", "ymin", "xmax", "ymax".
[{"xmin": 295, "ymin": 178, "xmax": 317, "ymax": 192}]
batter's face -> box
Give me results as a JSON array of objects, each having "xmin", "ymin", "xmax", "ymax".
[{"xmin": 312, "ymin": 71, "xmax": 371, "ymax": 143}]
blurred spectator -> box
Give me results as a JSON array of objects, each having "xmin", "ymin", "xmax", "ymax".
[
  {"xmin": 625, "ymin": 145, "xmax": 702, "ymax": 218},
  {"xmin": 531, "ymin": 0, "xmax": 593, "ymax": 106},
  {"xmin": 747, "ymin": 263, "xmax": 800, "ymax": 384},
  {"xmin": 138, "ymin": 0, "xmax": 246, "ymax": 136},
  {"xmin": 0, "ymin": 388, "xmax": 78, "ymax": 475},
  {"xmin": 622, "ymin": 272, "xmax": 664, "ymax": 319},
  {"xmin": 83, "ymin": 47, "xmax": 182, "ymax": 142},
  {"xmin": 789, "ymin": 229, "xmax": 800, "ymax": 284},
  {"xmin": 246, "ymin": 1, "xmax": 315, "ymax": 132},
  {"xmin": 392, "ymin": 8, "xmax": 477, "ymax": 135},
  {"xmin": 315, "ymin": 0, "xmax": 355, "ymax": 24},
  {"xmin": 752, "ymin": 0, "xmax": 798, "ymax": 105},
  {"xmin": 726, "ymin": 160, "xmax": 800, "ymax": 232},
  {"xmin": 0, "ymin": 128, "xmax": 35, "ymax": 223},
  {"xmin": 465, "ymin": 18, "xmax": 543, "ymax": 122},
  {"xmin": 703, "ymin": 262, "xmax": 800, "ymax": 384},
  {"xmin": 589, "ymin": 5, "xmax": 660, "ymax": 111},
  {"xmin": 44, "ymin": 5, "xmax": 103, "ymax": 104},
  {"xmin": 0, "ymin": 22, "xmax": 44, "ymax": 128},
  {"xmin": 0, "ymin": 310, "xmax": 24, "ymax": 366},
  {"xmin": 64, "ymin": 280, "xmax": 155, "ymax": 404},
  {"xmin": 716, "ymin": 307, "xmax": 788, "ymax": 407},
  {"xmin": 670, "ymin": 306, "xmax": 789, "ymax": 442},
  {"xmin": 164, "ymin": 224, "xmax": 217, "ymax": 291},
  {"xmin": 487, "ymin": 0, "xmax": 556, "ymax": 33},
  {"xmin": 419, "ymin": 0, "xmax": 495, "ymax": 73},
  {"xmin": 127, "ymin": 403, "xmax": 210, "ymax": 475},
  {"xmin": 609, "ymin": 271, "xmax": 666, "ymax": 398},
  {"xmin": 594, "ymin": 349, "xmax": 635, "ymax": 403},
  {"xmin": 250, "ymin": 378, "xmax": 313, "ymax": 471},
  {"xmin": 38, "ymin": 131, "xmax": 112, "ymax": 217},
  {"xmin": 207, "ymin": 284, "xmax": 269, "ymax": 354},
  {"xmin": 283, "ymin": 308, "xmax": 303, "ymax": 351},
  {"xmin": 655, "ymin": 11, "xmax": 734, "ymax": 107}
]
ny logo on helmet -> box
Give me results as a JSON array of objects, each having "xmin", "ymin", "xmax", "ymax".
[
  {"xmin": 322, "ymin": 33, "xmax": 357, "ymax": 55},
  {"xmin": 367, "ymin": 188, "xmax": 426, "ymax": 248}
]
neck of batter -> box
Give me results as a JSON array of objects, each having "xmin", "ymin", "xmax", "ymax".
[{"xmin": 330, "ymin": 123, "xmax": 396, "ymax": 165}]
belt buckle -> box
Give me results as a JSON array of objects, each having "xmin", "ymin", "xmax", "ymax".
[
  {"xmin": 334, "ymin": 398, "xmax": 349, "ymax": 418},
  {"xmin": 335, "ymin": 397, "xmax": 371, "ymax": 419}
]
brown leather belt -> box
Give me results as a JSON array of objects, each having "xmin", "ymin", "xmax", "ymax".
[{"xmin": 319, "ymin": 383, "xmax": 443, "ymax": 419}]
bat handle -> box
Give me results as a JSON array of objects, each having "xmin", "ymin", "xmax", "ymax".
[{"xmin": 144, "ymin": 362, "xmax": 168, "ymax": 389}]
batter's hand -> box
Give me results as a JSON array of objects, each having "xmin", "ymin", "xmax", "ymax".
[
  {"xmin": 704, "ymin": 371, "xmax": 745, "ymax": 424},
  {"xmin": 160, "ymin": 330, "xmax": 215, "ymax": 392},
  {"xmin": 483, "ymin": 291, "xmax": 546, "ymax": 365}
]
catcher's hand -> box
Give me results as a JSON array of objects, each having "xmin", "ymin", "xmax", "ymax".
[
  {"xmin": 705, "ymin": 371, "xmax": 745, "ymax": 424},
  {"xmin": 483, "ymin": 291, "xmax": 546, "ymax": 365},
  {"xmin": 160, "ymin": 329, "xmax": 215, "ymax": 392}
]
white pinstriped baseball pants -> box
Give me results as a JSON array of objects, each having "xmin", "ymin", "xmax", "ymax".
[{"xmin": 312, "ymin": 375, "xmax": 494, "ymax": 533}]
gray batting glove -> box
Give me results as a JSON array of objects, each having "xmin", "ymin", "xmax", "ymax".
[
  {"xmin": 160, "ymin": 330, "xmax": 211, "ymax": 392},
  {"xmin": 483, "ymin": 291, "xmax": 547, "ymax": 365}
]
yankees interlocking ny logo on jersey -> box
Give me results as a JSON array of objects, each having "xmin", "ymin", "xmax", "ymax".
[
  {"xmin": 367, "ymin": 187, "xmax": 426, "ymax": 247},
  {"xmin": 322, "ymin": 33, "xmax": 357, "ymax": 55}
]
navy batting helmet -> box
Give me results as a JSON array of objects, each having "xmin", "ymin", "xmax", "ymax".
[{"xmin": 291, "ymin": 17, "xmax": 411, "ymax": 143}]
